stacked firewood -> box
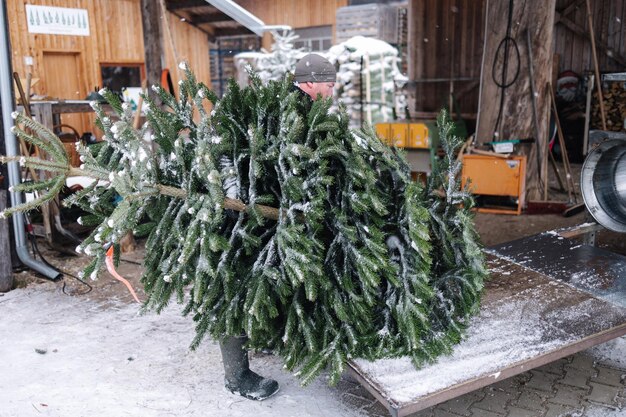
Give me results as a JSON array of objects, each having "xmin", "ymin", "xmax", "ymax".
[{"xmin": 591, "ymin": 81, "xmax": 626, "ymax": 131}]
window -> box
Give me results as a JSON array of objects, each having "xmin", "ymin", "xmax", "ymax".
[
  {"xmin": 100, "ymin": 64, "xmax": 144, "ymax": 95},
  {"xmin": 293, "ymin": 26, "xmax": 333, "ymax": 52}
]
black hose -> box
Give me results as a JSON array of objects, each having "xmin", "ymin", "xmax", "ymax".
[
  {"xmin": 492, "ymin": 0, "xmax": 520, "ymax": 140},
  {"xmin": 23, "ymin": 213, "xmax": 93, "ymax": 295}
]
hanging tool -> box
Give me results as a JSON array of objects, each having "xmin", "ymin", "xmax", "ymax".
[{"xmin": 549, "ymin": 84, "xmax": 577, "ymax": 204}]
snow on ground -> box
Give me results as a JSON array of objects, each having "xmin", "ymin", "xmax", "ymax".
[
  {"xmin": 0, "ymin": 284, "xmax": 363, "ymax": 417},
  {"xmin": 586, "ymin": 408, "xmax": 626, "ymax": 417},
  {"xmin": 2, "ymin": 277, "xmax": 625, "ymax": 417},
  {"xmin": 589, "ymin": 336, "xmax": 626, "ymax": 369}
]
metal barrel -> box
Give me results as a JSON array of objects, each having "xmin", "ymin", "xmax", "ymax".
[{"xmin": 581, "ymin": 139, "xmax": 626, "ymax": 233}]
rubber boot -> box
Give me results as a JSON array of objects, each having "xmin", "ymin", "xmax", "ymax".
[{"xmin": 219, "ymin": 335, "xmax": 279, "ymax": 401}]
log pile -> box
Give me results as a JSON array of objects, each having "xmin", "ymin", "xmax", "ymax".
[{"xmin": 591, "ymin": 82, "xmax": 626, "ymax": 131}]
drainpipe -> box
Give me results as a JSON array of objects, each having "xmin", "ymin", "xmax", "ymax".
[{"xmin": 0, "ymin": 1, "xmax": 61, "ymax": 280}]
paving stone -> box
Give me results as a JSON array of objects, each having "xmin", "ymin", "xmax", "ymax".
[
  {"xmin": 344, "ymin": 382, "xmax": 377, "ymax": 400},
  {"xmin": 559, "ymin": 368, "xmax": 592, "ymax": 390},
  {"xmin": 585, "ymin": 382, "xmax": 620, "ymax": 406},
  {"xmin": 341, "ymin": 391, "xmax": 376, "ymax": 410},
  {"xmin": 398, "ymin": 407, "xmax": 432, "ymax": 417},
  {"xmin": 591, "ymin": 366, "xmax": 626, "ymax": 388},
  {"xmin": 583, "ymin": 405, "xmax": 623, "ymax": 416},
  {"xmin": 428, "ymin": 410, "xmax": 463, "ymax": 417},
  {"xmin": 513, "ymin": 389, "xmax": 552, "ymax": 411},
  {"xmin": 335, "ymin": 376, "xmax": 360, "ymax": 392},
  {"xmin": 491, "ymin": 375, "xmax": 530, "ymax": 396},
  {"xmin": 405, "ymin": 409, "xmax": 436, "ymax": 417},
  {"xmin": 472, "ymin": 389, "xmax": 513, "ymax": 415},
  {"xmin": 525, "ymin": 370, "xmax": 560, "ymax": 393},
  {"xmin": 543, "ymin": 402, "xmax": 583, "ymax": 417},
  {"xmin": 436, "ymin": 390, "xmax": 484, "ymax": 416},
  {"xmin": 424, "ymin": 409, "xmax": 459, "ymax": 417},
  {"xmin": 551, "ymin": 384, "xmax": 587, "ymax": 407},
  {"xmin": 469, "ymin": 407, "xmax": 505, "ymax": 417},
  {"xmin": 364, "ymin": 399, "xmax": 403, "ymax": 417},
  {"xmin": 567, "ymin": 354, "xmax": 596, "ymax": 372},
  {"xmin": 539, "ymin": 358, "xmax": 569, "ymax": 376},
  {"xmin": 506, "ymin": 406, "xmax": 543, "ymax": 417}
]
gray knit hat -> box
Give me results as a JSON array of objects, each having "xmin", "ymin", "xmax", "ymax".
[{"xmin": 294, "ymin": 54, "xmax": 336, "ymax": 83}]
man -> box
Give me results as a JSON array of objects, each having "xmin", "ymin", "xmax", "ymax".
[
  {"xmin": 219, "ymin": 53, "xmax": 337, "ymax": 402},
  {"xmin": 293, "ymin": 53, "xmax": 336, "ymax": 100}
]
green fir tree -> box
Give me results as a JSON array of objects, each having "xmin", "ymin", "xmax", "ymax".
[{"xmin": 2, "ymin": 65, "xmax": 487, "ymax": 385}]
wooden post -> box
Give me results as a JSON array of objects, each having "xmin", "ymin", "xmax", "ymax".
[
  {"xmin": 549, "ymin": 85, "xmax": 576, "ymax": 203},
  {"xmin": 475, "ymin": 0, "xmax": 556, "ymax": 201},
  {"xmin": 29, "ymin": 103, "xmax": 55, "ymax": 245},
  {"xmin": 583, "ymin": 74, "xmax": 594, "ymax": 155},
  {"xmin": 0, "ymin": 186, "xmax": 12, "ymax": 292},
  {"xmin": 585, "ymin": 0, "xmax": 607, "ymax": 131},
  {"xmin": 407, "ymin": 0, "xmax": 424, "ymax": 114},
  {"xmin": 364, "ymin": 53, "xmax": 372, "ymax": 125},
  {"xmin": 141, "ymin": 0, "xmax": 163, "ymax": 101}
]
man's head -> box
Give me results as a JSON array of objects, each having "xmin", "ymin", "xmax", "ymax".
[{"xmin": 294, "ymin": 53, "xmax": 336, "ymax": 100}]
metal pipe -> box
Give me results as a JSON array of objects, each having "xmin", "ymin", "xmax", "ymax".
[
  {"xmin": 205, "ymin": 0, "xmax": 266, "ymax": 36},
  {"xmin": 0, "ymin": 1, "xmax": 61, "ymax": 280},
  {"xmin": 204, "ymin": 0, "xmax": 290, "ymax": 35}
]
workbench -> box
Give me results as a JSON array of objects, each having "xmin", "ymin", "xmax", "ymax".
[{"xmin": 348, "ymin": 226, "xmax": 626, "ymax": 417}]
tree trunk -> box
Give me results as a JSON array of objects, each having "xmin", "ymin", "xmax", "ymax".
[{"xmin": 476, "ymin": 0, "xmax": 556, "ymax": 201}]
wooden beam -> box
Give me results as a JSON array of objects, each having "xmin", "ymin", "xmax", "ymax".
[
  {"xmin": 555, "ymin": 12, "xmax": 626, "ymax": 67},
  {"xmin": 210, "ymin": 27, "xmax": 253, "ymax": 37},
  {"xmin": 191, "ymin": 12, "xmax": 232, "ymax": 24},
  {"xmin": 141, "ymin": 0, "xmax": 163, "ymax": 99},
  {"xmin": 167, "ymin": 9, "xmax": 214, "ymax": 38},
  {"xmin": 558, "ymin": 0, "xmax": 586, "ymax": 18},
  {"xmin": 166, "ymin": 0, "xmax": 209, "ymax": 11}
]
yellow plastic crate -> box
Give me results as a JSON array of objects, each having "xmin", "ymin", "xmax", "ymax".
[
  {"xmin": 375, "ymin": 123, "xmax": 391, "ymax": 145},
  {"xmin": 389, "ymin": 123, "xmax": 408, "ymax": 147},
  {"xmin": 408, "ymin": 123, "xmax": 430, "ymax": 148}
]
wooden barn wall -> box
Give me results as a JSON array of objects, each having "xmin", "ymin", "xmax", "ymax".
[
  {"xmin": 162, "ymin": 12, "xmax": 212, "ymax": 87},
  {"xmin": 7, "ymin": 0, "xmax": 211, "ymax": 134},
  {"xmin": 235, "ymin": 0, "xmax": 347, "ymax": 29},
  {"xmin": 408, "ymin": 0, "xmax": 486, "ymax": 116},
  {"xmin": 407, "ymin": 0, "xmax": 626, "ymax": 117},
  {"xmin": 234, "ymin": 0, "xmax": 347, "ymax": 49},
  {"xmin": 554, "ymin": 0, "xmax": 626, "ymax": 75}
]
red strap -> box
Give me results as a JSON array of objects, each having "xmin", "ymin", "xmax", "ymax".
[{"xmin": 105, "ymin": 246, "xmax": 140, "ymax": 304}]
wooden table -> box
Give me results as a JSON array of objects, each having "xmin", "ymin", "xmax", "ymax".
[{"xmin": 348, "ymin": 229, "xmax": 626, "ymax": 417}]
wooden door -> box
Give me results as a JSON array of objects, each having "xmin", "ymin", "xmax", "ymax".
[{"xmin": 42, "ymin": 52, "xmax": 86, "ymax": 136}]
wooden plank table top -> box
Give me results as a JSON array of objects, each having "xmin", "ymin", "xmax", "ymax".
[{"xmin": 347, "ymin": 241, "xmax": 626, "ymax": 417}]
